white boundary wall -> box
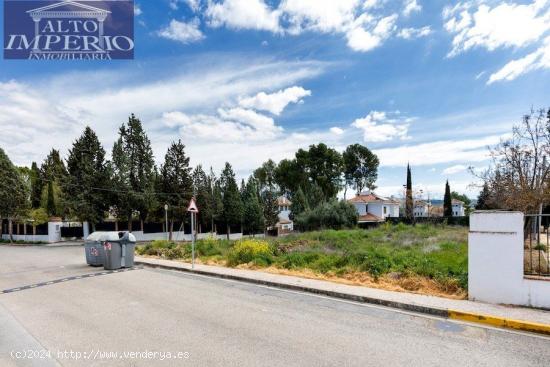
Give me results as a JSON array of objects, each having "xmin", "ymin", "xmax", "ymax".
[
  {"xmin": 469, "ymin": 211, "xmax": 550, "ymax": 309},
  {"xmin": 131, "ymin": 231, "xmax": 246, "ymax": 242}
]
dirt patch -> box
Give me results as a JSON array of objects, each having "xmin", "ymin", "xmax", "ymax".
[{"xmin": 250, "ymin": 266, "xmax": 467, "ymax": 300}]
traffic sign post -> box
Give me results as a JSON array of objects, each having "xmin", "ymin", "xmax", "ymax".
[{"xmin": 187, "ymin": 198, "xmax": 199, "ymax": 269}]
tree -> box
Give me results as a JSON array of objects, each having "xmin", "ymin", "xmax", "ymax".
[
  {"xmin": 451, "ymin": 191, "xmax": 472, "ymax": 215},
  {"xmin": 0, "ymin": 148, "xmax": 28, "ymax": 242},
  {"xmin": 475, "ymin": 183, "xmax": 492, "ymax": 210},
  {"xmin": 295, "ymin": 143, "xmax": 343, "ymax": 199},
  {"xmin": 262, "ymin": 189, "xmax": 279, "ymax": 230},
  {"xmin": 111, "ymin": 114, "xmax": 156, "ymax": 231},
  {"xmin": 211, "ymin": 176, "xmax": 224, "ymax": 233},
  {"xmin": 294, "ymin": 200, "xmax": 358, "ymax": 231},
  {"xmin": 405, "ymin": 164, "xmax": 414, "ymax": 221},
  {"xmin": 253, "ymin": 159, "xmax": 278, "ymax": 192},
  {"xmin": 39, "ymin": 149, "xmax": 67, "ymax": 217},
  {"xmin": 29, "ymin": 208, "xmax": 48, "ymax": 236},
  {"xmin": 343, "ymin": 144, "xmax": 379, "ymax": 198},
  {"xmin": 444, "ymin": 180, "xmax": 453, "ymax": 217},
  {"xmin": 290, "ymin": 186, "xmax": 309, "ymax": 219},
  {"xmin": 242, "ymin": 177, "xmax": 264, "ymax": 235},
  {"xmin": 220, "ymin": 163, "xmax": 243, "ymax": 239},
  {"xmin": 29, "ymin": 162, "xmax": 42, "ymax": 209},
  {"xmin": 46, "ymin": 181, "xmax": 56, "ymax": 217},
  {"xmin": 479, "ymin": 108, "xmax": 550, "ymax": 214},
  {"xmin": 65, "ymin": 126, "xmax": 111, "ymax": 229},
  {"xmin": 158, "ymin": 140, "xmax": 193, "ymax": 240},
  {"xmin": 193, "ymin": 165, "xmax": 214, "ymax": 233},
  {"xmin": 274, "ymin": 158, "xmax": 305, "ymax": 196}
]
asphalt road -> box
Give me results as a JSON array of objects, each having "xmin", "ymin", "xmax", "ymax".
[{"xmin": 1, "ymin": 245, "xmax": 549, "ymax": 367}]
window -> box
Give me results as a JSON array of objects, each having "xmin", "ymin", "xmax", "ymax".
[{"xmin": 384, "ymin": 206, "xmax": 387, "ymax": 215}]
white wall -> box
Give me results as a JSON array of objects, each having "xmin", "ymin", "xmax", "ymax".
[
  {"xmin": 469, "ymin": 211, "xmax": 550, "ymax": 309},
  {"xmin": 131, "ymin": 231, "xmax": 244, "ymax": 242},
  {"xmin": 1, "ymin": 234, "xmax": 50, "ymax": 242}
]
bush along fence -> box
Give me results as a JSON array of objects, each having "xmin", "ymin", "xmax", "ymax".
[{"xmin": 386, "ymin": 216, "xmax": 469, "ymax": 226}]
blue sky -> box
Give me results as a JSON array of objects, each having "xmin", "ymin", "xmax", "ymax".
[{"xmin": 1, "ymin": 0, "xmax": 550, "ymax": 199}]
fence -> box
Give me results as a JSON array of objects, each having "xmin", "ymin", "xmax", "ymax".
[
  {"xmin": 524, "ymin": 214, "xmax": 550, "ymax": 277},
  {"xmin": 386, "ymin": 216, "xmax": 469, "ymax": 226}
]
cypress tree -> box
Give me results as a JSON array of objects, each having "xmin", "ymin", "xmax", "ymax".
[
  {"xmin": 30, "ymin": 162, "xmax": 42, "ymax": 209},
  {"xmin": 46, "ymin": 181, "xmax": 56, "ymax": 217},
  {"xmin": 193, "ymin": 165, "xmax": 214, "ymax": 233},
  {"xmin": 405, "ymin": 164, "xmax": 414, "ymax": 221},
  {"xmin": 444, "ymin": 180, "xmax": 453, "ymax": 217},
  {"xmin": 262, "ymin": 189, "xmax": 279, "ymax": 230}
]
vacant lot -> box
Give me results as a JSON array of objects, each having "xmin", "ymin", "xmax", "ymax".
[{"xmin": 137, "ymin": 223, "xmax": 469, "ymax": 298}]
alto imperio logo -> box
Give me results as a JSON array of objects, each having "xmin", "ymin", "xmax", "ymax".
[{"xmin": 4, "ymin": 0, "xmax": 134, "ymax": 60}]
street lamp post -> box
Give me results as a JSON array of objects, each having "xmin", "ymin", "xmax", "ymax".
[{"xmin": 164, "ymin": 204, "xmax": 168, "ymax": 240}]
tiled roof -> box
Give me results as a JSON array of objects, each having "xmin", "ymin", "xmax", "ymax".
[
  {"xmin": 277, "ymin": 196, "xmax": 292, "ymax": 206},
  {"xmin": 348, "ymin": 192, "xmax": 399, "ymax": 204},
  {"xmin": 452, "ymin": 199, "xmax": 464, "ymax": 205},
  {"xmin": 357, "ymin": 213, "xmax": 384, "ymax": 223}
]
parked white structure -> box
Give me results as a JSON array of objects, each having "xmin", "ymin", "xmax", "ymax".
[
  {"xmin": 469, "ymin": 211, "xmax": 550, "ymax": 309},
  {"xmin": 276, "ymin": 196, "xmax": 293, "ymax": 232},
  {"xmin": 348, "ymin": 192, "xmax": 400, "ymax": 223},
  {"xmin": 452, "ymin": 199, "xmax": 465, "ymax": 217}
]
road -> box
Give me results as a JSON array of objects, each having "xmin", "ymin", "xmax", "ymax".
[{"xmin": 0, "ymin": 245, "xmax": 549, "ymax": 367}]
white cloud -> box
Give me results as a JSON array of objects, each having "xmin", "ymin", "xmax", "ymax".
[
  {"xmin": 442, "ymin": 164, "xmax": 468, "ymax": 175},
  {"xmin": 374, "ymin": 135, "xmax": 501, "ymax": 167},
  {"xmin": 134, "ymin": 4, "xmax": 142, "ymax": 16},
  {"xmin": 157, "ymin": 19, "xmax": 205, "ymax": 44},
  {"xmin": 0, "ymin": 81, "xmax": 82, "ymax": 165},
  {"xmin": 330, "ymin": 127, "xmax": 345, "ymax": 135},
  {"xmin": 444, "ymin": 1, "xmax": 550, "ymax": 57},
  {"xmin": 352, "ymin": 111, "xmax": 410, "ymax": 142},
  {"xmin": 488, "ymin": 36, "xmax": 550, "ymax": 83},
  {"xmin": 279, "ymin": 0, "xmax": 360, "ymax": 34},
  {"xmin": 205, "ymin": 0, "xmax": 281, "ymax": 33},
  {"xmin": 238, "ymin": 86, "xmax": 311, "ymax": 115},
  {"xmin": 403, "ymin": 0, "xmax": 421, "ymax": 17},
  {"xmin": 203, "ymin": 0, "xmax": 420, "ymax": 52},
  {"xmin": 346, "ymin": 14, "xmax": 398, "ymax": 52},
  {"xmin": 397, "ymin": 26, "xmax": 431, "ymax": 39}
]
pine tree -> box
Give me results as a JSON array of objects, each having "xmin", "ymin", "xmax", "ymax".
[
  {"xmin": 405, "ymin": 164, "xmax": 414, "ymax": 221},
  {"xmin": 476, "ymin": 183, "xmax": 492, "ymax": 210},
  {"xmin": 111, "ymin": 114, "xmax": 156, "ymax": 231},
  {"xmin": 242, "ymin": 177, "xmax": 264, "ymax": 235},
  {"xmin": 343, "ymin": 143, "xmax": 379, "ymax": 197},
  {"xmin": 158, "ymin": 140, "xmax": 193, "ymax": 240},
  {"xmin": 211, "ymin": 176, "xmax": 224, "ymax": 233},
  {"xmin": 0, "ymin": 148, "xmax": 28, "ymax": 242},
  {"xmin": 193, "ymin": 165, "xmax": 214, "ymax": 233},
  {"xmin": 290, "ymin": 186, "xmax": 309, "ymax": 219},
  {"xmin": 65, "ymin": 126, "xmax": 111, "ymax": 229},
  {"xmin": 220, "ymin": 163, "xmax": 243, "ymax": 239},
  {"xmin": 444, "ymin": 180, "xmax": 453, "ymax": 217}
]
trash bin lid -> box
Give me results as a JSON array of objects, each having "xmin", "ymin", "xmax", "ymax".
[{"xmin": 86, "ymin": 231, "xmax": 136, "ymax": 242}]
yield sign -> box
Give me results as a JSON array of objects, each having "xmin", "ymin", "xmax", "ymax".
[{"xmin": 187, "ymin": 198, "xmax": 199, "ymax": 213}]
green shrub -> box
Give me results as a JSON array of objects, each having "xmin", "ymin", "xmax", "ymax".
[
  {"xmin": 196, "ymin": 237, "xmax": 223, "ymax": 257},
  {"xmin": 227, "ymin": 239, "xmax": 273, "ymax": 267},
  {"xmin": 294, "ymin": 200, "xmax": 358, "ymax": 231}
]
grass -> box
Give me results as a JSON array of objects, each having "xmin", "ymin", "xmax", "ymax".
[{"xmin": 136, "ymin": 223, "xmax": 469, "ymax": 298}]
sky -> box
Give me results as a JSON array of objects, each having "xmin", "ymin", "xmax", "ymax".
[{"xmin": 1, "ymin": 0, "xmax": 549, "ymax": 200}]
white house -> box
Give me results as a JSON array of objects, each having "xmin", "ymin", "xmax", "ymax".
[
  {"xmin": 452, "ymin": 199, "xmax": 465, "ymax": 217},
  {"xmin": 276, "ymin": 196, "xmax": 293, "ymax": 232},
  {"xmin": 348, "ymin": 192, "xmax": 400, "ymax": 223},
  {"xmin": 413, "ymin": 201, "xmax": 430, "ymax": 217}
]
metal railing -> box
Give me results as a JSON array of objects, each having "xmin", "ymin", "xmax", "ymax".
[{"xmin": 524, "ymin": 214, "xmax": 550, "ymax": 277}]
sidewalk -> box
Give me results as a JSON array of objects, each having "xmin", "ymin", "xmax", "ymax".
[{"xmin": 136, "ymin": 256, "xmax": 550, "ymax": 336}]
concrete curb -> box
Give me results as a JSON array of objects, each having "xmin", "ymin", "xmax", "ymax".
[{"xmin": 135, "ymin": 260, "xmax": 550, "ymax": 336}]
